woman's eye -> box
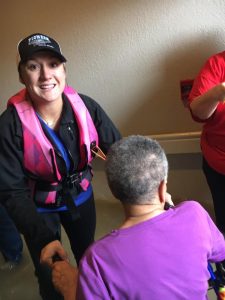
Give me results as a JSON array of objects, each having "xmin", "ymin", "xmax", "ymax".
[
  {"xmin": 27, "ymin": 64, "xmax": 39, "ymax": 71},
  {"xmin": 50, "ymin": 62, "xmax": 60, "ymax": 68}
]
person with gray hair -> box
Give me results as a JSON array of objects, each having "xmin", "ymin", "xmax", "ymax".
[
  {"xmin": 105, "ymin": 135, "xmax": 168, "ymax": 205},
  {"xmin": 52, "ymin": 135, "xmax": 225, "ymax": 300}
]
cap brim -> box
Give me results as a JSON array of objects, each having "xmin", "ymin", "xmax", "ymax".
[{"xmin": 20, "ymin": 47, "xmax": 67, "ymax": 63}]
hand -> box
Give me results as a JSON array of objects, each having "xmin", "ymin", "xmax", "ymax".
[
  {"xmin": 40, "ymin": 240, "xmax": 69, "ymax": 268},
  {"xmin": 165, "ymin": 192, "xmax": 174, "ymax": 207},
  {"xmin": 52, "ymin": 261, "xmax": 78, "ymax": 300}
]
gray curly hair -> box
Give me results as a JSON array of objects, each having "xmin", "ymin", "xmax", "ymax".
[{"xmin": 105, "ymin": 135, "xmax": 168, "ymax": 204}]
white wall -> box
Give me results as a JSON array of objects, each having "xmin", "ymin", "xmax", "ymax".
[
  {"xmin": 1, "ymin": 0, "xmax": 225, "ymax": 136},
  {"xmin": 0, "ymin": 0, "xmax": 223, "ymax": 215}
]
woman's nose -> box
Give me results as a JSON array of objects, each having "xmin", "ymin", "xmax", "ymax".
[{"xmin": 39, "ymin": 65, "xmax": 52, "ymax": 80}]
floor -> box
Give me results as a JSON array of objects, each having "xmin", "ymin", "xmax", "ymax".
[{"xmin": 0, "ymin": 198, "xmax": 217, "ymax": 300}]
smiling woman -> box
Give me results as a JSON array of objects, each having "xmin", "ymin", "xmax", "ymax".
[
  {"xmin": 19, "ymin": 52, "xmax": 66, "ymax": 130},
  {"xmin": 17, "ymin": 34, "xmax": 67, "ymax": 131},
  {"xmin": 0, "ymin": 33, "xmax": 121, "ymax": 300}
]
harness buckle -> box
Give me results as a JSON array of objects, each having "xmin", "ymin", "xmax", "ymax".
[{"xmin": 65, "ymin": 173, "xmax": 82, "ymax": 189}]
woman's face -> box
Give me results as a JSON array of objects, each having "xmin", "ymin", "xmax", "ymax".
[{"xmin": 19, "ymin": 51, "xmax": 66, "ymax": 105}]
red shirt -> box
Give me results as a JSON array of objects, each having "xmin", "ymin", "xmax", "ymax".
[{"xmin": 189, "ymin": 51, "xmax": 225, "ymax": 174}]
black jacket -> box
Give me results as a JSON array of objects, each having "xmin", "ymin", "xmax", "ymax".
[{"xmin": 0, "ymin": 92, "xmax": 121, "ymax": 250}]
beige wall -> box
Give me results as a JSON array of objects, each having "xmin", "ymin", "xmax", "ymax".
[
  {"xmin": 1, "ymin": 0, "xmax": 225, "ymax": 135},
  {"xmin": 0, "ymin": 0, "xmax": 223, "ymax": 215},
  {"xmin": 92, "ymin": 151, "xmax": 215, "ymax": 221}
]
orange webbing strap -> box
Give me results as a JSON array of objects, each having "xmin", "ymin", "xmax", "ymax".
[{"xmin": 91, "ymin": 145, "xmax": 106, "ymax": 161}]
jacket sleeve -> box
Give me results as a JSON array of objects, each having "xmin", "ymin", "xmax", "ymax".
[
  {"xmin": 79, "ymin": 94, "xmax": 122, "ymax": 153},
  {"xmin": 0, "ymin": 107, "xmax": 56, "ymax": 251}
]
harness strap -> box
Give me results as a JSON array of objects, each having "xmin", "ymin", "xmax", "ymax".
[
  {"xmin": 62, "ymin": 188, "xmax": 80, "ymax": 221},
  {"xmin": 35, "ymin": 167, "xmax": 90, "ymax": 192},
  {"xmin": 36, "ymin": 185, "xmax": 93, "ymax": 214}
]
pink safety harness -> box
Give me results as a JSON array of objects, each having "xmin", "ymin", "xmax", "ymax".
[{"xmin": 8, "ymin": 86, "xmax": 99, "ymax": 207}]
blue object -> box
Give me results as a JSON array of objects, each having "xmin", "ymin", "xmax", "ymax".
[{"xmin": 208, "ymin": 262, "xmax": 225, "ymax": 297}]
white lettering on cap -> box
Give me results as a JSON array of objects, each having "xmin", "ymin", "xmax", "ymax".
[{"xmin": 28, "ymin": 35, "xmax": 50, "ymax": 43}]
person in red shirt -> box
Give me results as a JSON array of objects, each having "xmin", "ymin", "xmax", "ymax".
[{"xmin": 188, "ymin": 50, "xmax": 225, "ymax": 234}]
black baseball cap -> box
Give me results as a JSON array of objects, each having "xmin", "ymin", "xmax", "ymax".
[{"xmin": 17, "ymin": 33, "xmax": 67, "ymax": 64}]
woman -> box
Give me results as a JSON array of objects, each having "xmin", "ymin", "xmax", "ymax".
[
  {"xmin": 0, "ymin": 33, "xmax": 121, "ymax": 299},
  {"xmin": 188, "ymin": 50, "xmax": 225, "ymax": 235}
]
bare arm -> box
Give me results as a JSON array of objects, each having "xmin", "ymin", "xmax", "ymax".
[
  {"xmin": 52, "ymin": 261, "xmax": 78, "ymax": 300},
  {"xmin": 190, "ymin": 83, "xmax": 225, "ymax": 120}
]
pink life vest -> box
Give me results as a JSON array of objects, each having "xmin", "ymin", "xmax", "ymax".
[{"xmin": 7, "ymin": 86, "xmax": 99, "ymax": 205}]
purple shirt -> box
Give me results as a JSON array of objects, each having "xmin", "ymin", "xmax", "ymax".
[{"xmin": 77, "ymin": 201, "xmax": 225, "ymax": 300}]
